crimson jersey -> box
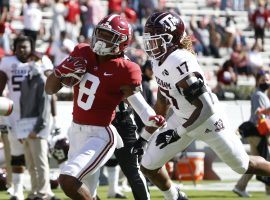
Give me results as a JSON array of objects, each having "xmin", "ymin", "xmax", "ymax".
[{"xmin": 62, "ymin": 43, "xmax": 142, "ymax": 126}]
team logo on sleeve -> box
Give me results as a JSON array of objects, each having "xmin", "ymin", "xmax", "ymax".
[{"xmin": 214, "ymin": 119, "xmax": 225, "ymax": 132}]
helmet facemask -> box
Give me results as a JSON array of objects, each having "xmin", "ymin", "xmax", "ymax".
[
  {"xmin": 143, "ymin": 33, "xmax": 173, "ymax": 60},
  {"xmin": 92, "ymin": 27, "xmax": 128, "ymax": 56}
]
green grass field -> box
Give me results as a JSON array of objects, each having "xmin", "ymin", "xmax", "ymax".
[{"xmin": 0, "ymin": 181, "xmax": 267, "ymax": 200}]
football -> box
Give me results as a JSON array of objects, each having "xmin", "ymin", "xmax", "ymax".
[{"xmin": 0, "ymin": 97, "xmax": 13, "ymax": 116}]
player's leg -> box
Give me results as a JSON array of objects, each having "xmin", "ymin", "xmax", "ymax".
[
  {"xmin": 140, "ymin": 129, "xmax": 194, "ymax": 200},
  {"xmin": 104, "ymin": 158, "xmax": 126, "ymax": 198},
  {"xmin": 0, "ymin": 126, "xmax": 12, "ymax": 190},
  {"xmin": 59, "ymin": 124, "xmax": 118, "ymax": 199},
  {"xmin": 115, "ymin": 147, "xmax": 149, "ymax": 200},
  {"xmin": 29, "ymin": 137, "xmax": 55, "ymax": 199},
  {"xmin": 59, "ymin": 174, "xmax": 92, "ymax": 200},
  {"xmin": 23, "ymin": 138, "xmax": 38, "ymax": 198},
  {"xmin": 82, "ymin": 170, "xmax": 101, "ymax": 199},
  {"xmin": 8, "ymin": 133, "xmax": 25, "ymax": 200},
  {"xmin": 114, "ymin": 117, "xmax": 149, "ymax": 200},
  {"xmin": 233, "ymin": 136, "xmax": 261, "ymax": 197},
  {"xmin": 196, "ymin": 112, "xmax": 270, "ymax": 176},
  {"xmin": 245, "ymin": 155, "xmax": 270, "ymax": 175}
]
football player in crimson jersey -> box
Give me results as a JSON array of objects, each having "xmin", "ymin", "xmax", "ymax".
[
  {"xmin": 45, "ymin": 14, "xmax": 166, "ymax": 200},
  {"xmin": 131, "ymin": 11, "xmax": 270, "ymax": 200}
]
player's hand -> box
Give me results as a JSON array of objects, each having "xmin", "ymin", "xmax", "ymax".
[
  {"xmin": 256, "ymin": 108, "xmax": 264, "ymax": 116},
  {"xmin": 147, "ymin": 115, "xmax": 167, "ymax": 128},
  {"xmin": 28, "ymin": 132, "xmax": 39, "ymax": 139},
  {"xmin": 155, "ymin": 129, "xmax": 180, "ymax": 149},
  {"xmin": 54, "ymin": 56, "xmax": 87, "ymax": 79},
  {"xmin": 0, "ymin": 125, "xmax": 8, "ymax": 134},
  {"xmin": 131, "ymin": 137, "xmax": 148, "ymax": 155}
]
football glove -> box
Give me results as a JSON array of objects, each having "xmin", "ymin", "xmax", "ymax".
[
  {"xmin": 155, "ymin": 129, "xmax": 180, "ymax": 149},
  {"xmin": 54, "ymin": 56, "xmax": 87, "ymax": 79},
  {"xmin": 131, "ymin": 137, "xmax": 148, "ymax": 155},
  {"xmin": 147, "ymin": 115, "xmax": 167, "ymax": 128}
]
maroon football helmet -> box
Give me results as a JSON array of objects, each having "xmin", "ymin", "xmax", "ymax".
[
  {"xmin": 51, "ymin": 138, "xmax": 69, "ymax": 164},
  {"xmin": 143, "ymin": 11, "xmax": 185, "ymax": 60},
  {"xmin": 91, "ymin": 14, "xmax": 132, "ymax": 55}
]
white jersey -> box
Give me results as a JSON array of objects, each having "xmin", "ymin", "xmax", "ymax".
[
  {"xmin": 0, "ymin": 55, "xmax": 53, "ymax": 130},
  {"xmin": 152, "ymin": 49, "xmax": 212, "ymax": 119},
  {"xmin": 142, "ymin": 50, "xmax": 249, "ymax": 175}
]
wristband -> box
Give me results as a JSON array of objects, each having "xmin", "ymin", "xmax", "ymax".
[{"xmin": 140, "ymin": 128, "xmax": 152, "ymax": 141}]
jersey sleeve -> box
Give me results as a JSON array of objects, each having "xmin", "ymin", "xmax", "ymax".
[
  {"xmin": 121, "ymin": 61, "xmax": 142, "ymax": 86},
  {"xmin": 168, "ymin": 50, "xmax": 202, "ymax": 86}
]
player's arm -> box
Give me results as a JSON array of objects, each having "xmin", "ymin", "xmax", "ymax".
[
  {"xmin": 155, "ymin": 72, "xmax": 216, "ymax": 149},
  {"xmin": 45, "ymin": 71, "xmax": 63, "ymax": 95},
  {"xmin": 45, "ymin": 46, "xmax": 87, "ymax": 94},
  {"xmin": 0, "ymin": 71, "xmax": 7, "ymax": 96},
  {"xmin": 144, "ymin": 88, "xmax": 170, "ymax": 133},
  {"xmin": 177, "ymin": 72, "xmax": 215, "ymax": 131},
  {"xmin": 121, "ymin": 85, "xmax": 166, "ymax": 128},
  {"xmin": 122, "ymin": 86, "xmax": 168, "ymax": 155}
]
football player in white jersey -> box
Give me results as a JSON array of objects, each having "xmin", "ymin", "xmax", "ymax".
[
  {"xmin": 0, "ymin": 35, "xmax": 53, "ymax": 200},
  {"xmin": 131, "ymin": 11, "xmax": 270, "ymax": 200}
]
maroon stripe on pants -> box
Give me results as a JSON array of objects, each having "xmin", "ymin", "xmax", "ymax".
[{"xmin": 78, "ymin": 126, "xmax": 114, "ymax": 180}]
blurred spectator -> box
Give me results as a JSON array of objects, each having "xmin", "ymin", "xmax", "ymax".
[
  {"xmin": 213, "ymin": 59, "xmax": 238, "ymax": 99},
  {"xmin": 251, "ymin": 0, "xmax": 269, "ymax": 51},
  {"xmin": 79, "ymin": 0, "xmax": 103, "ymax": 39},
  {"xmin": 23, "ymin": 0, "xmax": 43, "ymax": 45},
  {"xmin": 232, "ymin": 29, "xmax": 247, "ymax": 50},
  {"xmin": 220, "ymin": 0, "xmax": 228, "ymax": 10},
  {"xmin": 192, "ymin": 34, "xmax": 204, "ymax": 56},
  {"xmin": 48, "ymin": 31, "xmax": 75, "ymax": 66},
  {"xmin": 123, "ymin": 7, "xmax": 137, "ymax": 27},
  {"xmin": 0, "ymin": 24, "xmax": 11, "ymax": 55},
  {"xmin": 224, "ymin": 14, "xmax": 237, "ymax": 48},
  {"xmin": 207, "ymin": 0, "xmax": 221, "ymax": 9},
  {"xmin": 64, "ymin": 0, "xmax": 80, "ymax": 42},
  {"xmin": 218, "ymin": 59, "xmax": 238, "ymax": 85},
  {"xmin": 247, "ymin": 42, "xmax": 264, "ymax": 74},
  {"xmin": 233, "ymin": 71, "xmax": 270, "ymax": 197},
  {"xmin": 140, "ymin": 0, "xmax": 159, "ymax": 19},
  {"xmin": 233, "ymin": 0, "xmax": 245, "ymax": 11},
  {"xmin": 51, "ymin": 0, "xmax": 68, "ymax": 40},
  {"xmin": 208, "ymin": 17, "xmax": 221, "ymax": 58},
  {"xmin": 108, "ymin": 0, "xmax": 122, "ymax": 14},
  {"xmin": 190, "ymin": 15, "xmax": 211, "ymax": 56},
  {"xmin": 0, "ymin": 0, "xmax": 10, "ymax": 55},
  {"xmin": 0, "ymin": 0, "xmax": 9, "ymax": 25},
  {"xmin": 230, "ymin": 43, "xmax": 252, "ymax": 75}
]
